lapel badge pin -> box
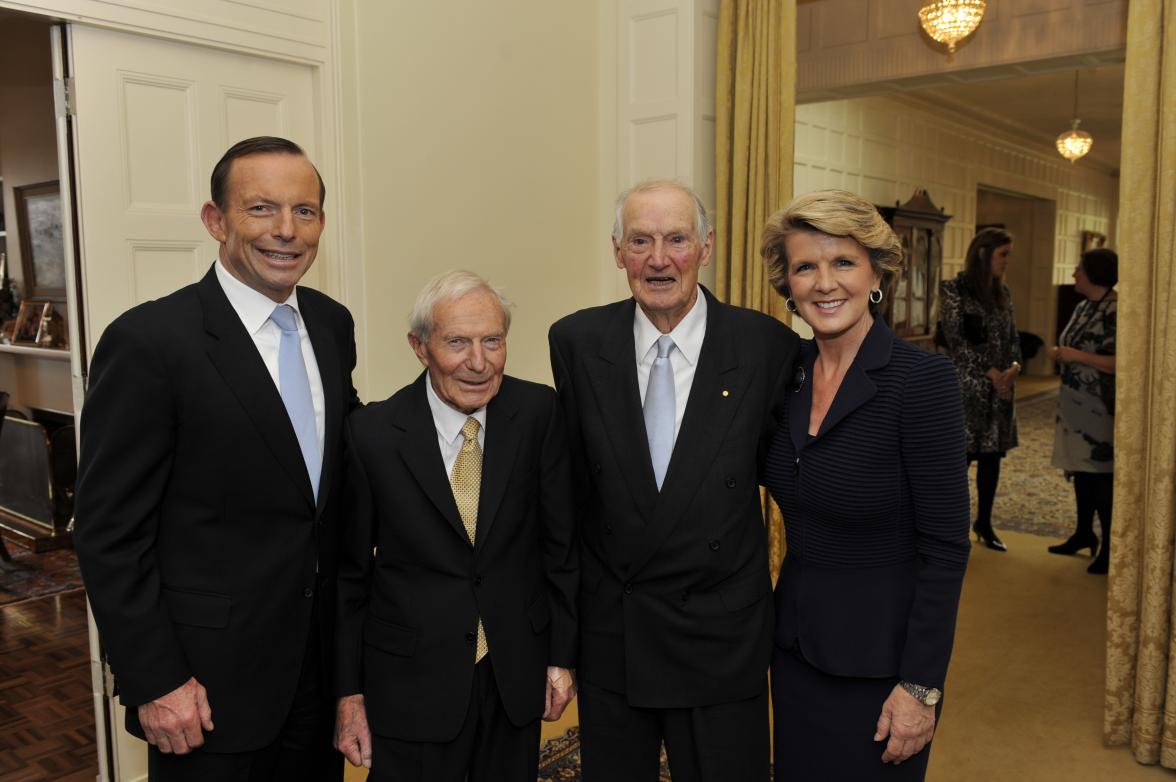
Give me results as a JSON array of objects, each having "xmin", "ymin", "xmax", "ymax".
[
  {"xmin": 793, "ymin": 366, "xmax": 806, "ymax": 393},
  {"xmin": 722, "ymin": 389, "xmax": 729, "ymax": 397}
]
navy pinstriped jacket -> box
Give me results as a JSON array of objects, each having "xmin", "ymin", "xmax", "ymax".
[{"xmin": 766, "ymin": 316, "xmax": 971, "ymax": 690}]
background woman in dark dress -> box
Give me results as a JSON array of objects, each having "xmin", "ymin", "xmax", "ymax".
[
  {"xmin": 759, "ymin": 190, "xmax": 971, "ymax": 781},
  {"xmin": 937, "ymin": 228, "xmax": 1022, "ymax": 551},
  {"xmin": 1048, "ymin": 248, "xmax": 1118, "ymax": 574}
]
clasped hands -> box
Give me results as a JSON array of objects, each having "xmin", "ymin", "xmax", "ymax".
[
  {"xmin": 138, "ymin": 676, "xmax": 214, "ymax": 755},
  {"xmin": 874, "ymin": 684, "xmax": 936, "ymax": 765},
  {"xmin": 986, "ymin": 365, "xmax": 1019, "ymax": 400},
  {"xmin": 332, "ymin": 666, "xmax": 576, "ymax": 769}
]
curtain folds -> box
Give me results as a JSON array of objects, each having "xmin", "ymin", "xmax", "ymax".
[
  {"xmin": 1104, "ymin": 0, "xmax": 1176, "ymax": 766},
  {"xmin": 715, "ymin": 0, "xmax": 796, "ymax": 582}
]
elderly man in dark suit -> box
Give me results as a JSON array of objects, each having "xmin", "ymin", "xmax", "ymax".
[
  {"xmin": 74, "ymin": 137, "xmax": 358, "ymax": 782},
  {"xmin": 333, "ymin": 271, "xmax": 578, "ymax": 782},
  {"xmin": 548, "ymin": 180, "xmax": 800, "ymax": 781}
]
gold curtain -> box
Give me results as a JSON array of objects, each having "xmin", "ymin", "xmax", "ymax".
[
  {"xmin": 1104, "ymin": 0, "xmax": 1176, "ymax": 766},
  {"xmin": 715, "ymin": 0, "xmax": 796, "ymax": 581}
]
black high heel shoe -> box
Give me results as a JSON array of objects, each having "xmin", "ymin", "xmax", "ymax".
[
  {"xmin": 1087, "ymin": 548, "xmax": 1109, "ymax": 574},
  {"xmin": 1048, "ymin": 533, "xmax": 1099, "ymax": 556},
  {"xmin": 973, "ymin": 521, "xmax": 1007, "ymax": 552}
]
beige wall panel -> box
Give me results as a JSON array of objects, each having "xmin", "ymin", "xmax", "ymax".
[
  {"xmin": 631, "ymin": 116, "xmax": 680, "ymax": 182},
  {"xmin": 223, "ymin": 88, "xmax": 287, "ymax": 143},
  {"xmin": 121, "ymin": 75, "xmax": 197, "ymax": 212},
  {"xmin": 345, "ymin": 0, "xmax": 598, "ymax": 393},
  {"xmin": 631, "ymin": 11, "xmax": 679, "ymax": 104},
  {"xmin": 128, "ymin": 242, "xmax": 202, "ymax": 303},
  {"xmin": 818, "ymin": 0, "xmax": 870, "ymax": 47}
]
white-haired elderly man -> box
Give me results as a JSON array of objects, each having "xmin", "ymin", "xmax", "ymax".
[
  {"xmin": 333, "ymin": 270, "xmax": 578, "ymax": 782},
  {"xmin": 549, "ymin": 180, "xmax": 800, "ymax": 781}
]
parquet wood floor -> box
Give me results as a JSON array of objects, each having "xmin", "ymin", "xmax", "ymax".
[{"xmin": 0, "ymin": 590, "xmax": 98, "ymax": 781}]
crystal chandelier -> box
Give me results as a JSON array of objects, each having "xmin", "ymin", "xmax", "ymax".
[
  {"xmin": 918, "ymin": 0, "xmax": 987, "ymax": 56},
  {"xmin": 1056, "ymin": 72, "xmax": 1094, "ymax": 163}
]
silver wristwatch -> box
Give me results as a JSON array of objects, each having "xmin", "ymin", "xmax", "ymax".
[{"xmin": 900, "ymin": 681, "xmax": 942, "ymax": 706}]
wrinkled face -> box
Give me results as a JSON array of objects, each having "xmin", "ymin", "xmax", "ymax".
[
  {"xmin": 409, "ymin": 289, "xmax": 507, "ymax": 414},
  {"xmin": 200, "ymin": 152, "xmax": 324, "ymax": 303},
  {"xmin": 614, "ymin": 188, "xmax": 713, "ymax": 332},
  {"xmin": 989, "ymin": 241, "xmax": 1013, "ymax": 279},
  {"xmin": 783, "ymin": 229, "xmax": 881, "ymax": 341}
]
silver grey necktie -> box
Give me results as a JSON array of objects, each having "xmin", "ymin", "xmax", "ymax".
[{"xmin": 643, "ymin": 334, "xmax": 676, "ymax": 490}]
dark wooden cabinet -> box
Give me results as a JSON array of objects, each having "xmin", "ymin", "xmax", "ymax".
[{"xmin": 876, "ymin": 189, "xmax": 951, "ymax": 349}]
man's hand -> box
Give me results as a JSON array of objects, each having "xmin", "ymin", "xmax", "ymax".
[
  {"xmin": 334, "ymin": 694, "xmax": 372, "ymax": 768},
  {"xmin": 543, "ymin": 666, "xmax": 576, "ymax": 722},
  {"xmin": 874, "ymin": 684, "xmax": 936, "ymax": 764},
  {"xmin": 138, "ymin": 677, "xmax": 214, "ymax": 755}
]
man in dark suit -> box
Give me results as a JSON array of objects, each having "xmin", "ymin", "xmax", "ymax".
[
  {"xmin": 74, "ymin": 136, "xmax": 358, "ymax": 782},
  {"xmin": 548, "ymin": 181, "xmax": 800, "ymax": 781},
  {"xmin": 333, "ymin": 271, "xmax": 578, "ymax": 782}
]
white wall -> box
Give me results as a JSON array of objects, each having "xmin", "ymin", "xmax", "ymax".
[{"xmin": 341, "ymin": 0, "xmax": 601, "ymax": 395}]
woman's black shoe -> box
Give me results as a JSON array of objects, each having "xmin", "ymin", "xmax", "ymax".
[
  {"xmin": 973, "ymin": 521, "xmax": 1007, "ymax": 552},
  {"xmin": 1087, "ymin": 550, "xmax": 1109, "ymax": 574},
  {"xmin": 1048, "ymin": 533, "xmax": 1099, "ymax": 556}
]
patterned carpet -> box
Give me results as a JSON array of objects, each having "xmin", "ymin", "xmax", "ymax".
[
  {"xmin": 0, "ymin": 544, "xmax": 84, "ymax": 607},
  {"xmin": 976, "ymin": 389, "xmax": 1077, "ymax": 542}
]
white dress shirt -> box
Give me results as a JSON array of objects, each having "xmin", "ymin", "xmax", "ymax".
[
  {"xmin": 634, "ymin": 286, "xmax": 708, "ymax": 442},
  {"xmin": 214, "ymin": 260, "xmax": 326, "ymax": 453},
  {"xmin": 425, "ymin": 374, "xmax": 488, "ymax": 478}
]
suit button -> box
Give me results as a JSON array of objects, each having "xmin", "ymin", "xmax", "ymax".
[
  {"xmin": 680, "ymin": 591, "xmax": 690, "ymax": 603},
  {"xmin": 725, "ymin": 476, "xmax": 737, "ymax": 488},
  {"xmin": 473, "ymin": 575, "xmax": 483, "ymax": 586},
  {"xmin": 709, "ymin": 540, "xmax": 721, "ymax": 551},
  {"xmin": 303, "ymin": 588, "xmax": 314, "ymax": 598},
  {"xmin": 465, "ymin": 632, "xmax": 477, "ymax": 644},
  {"xmin": 605, "ymin": 524, "xmax": 613, "ymax": 535},
  {"xmin": 624, "ymin": 583, "xmax": 633, "ymax": 595},
  {"xmin": 593, "ymin": 463, "xmax": 602, "ymax": 474}
]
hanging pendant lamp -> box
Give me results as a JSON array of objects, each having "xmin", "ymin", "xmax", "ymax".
[
  {"xmin": 918, "ymin": 0, "xmax": 987, "ymax": 56},
  {"xmin": 1056, "ymin": 71, "xmax": 1094, "ymax": 163}
]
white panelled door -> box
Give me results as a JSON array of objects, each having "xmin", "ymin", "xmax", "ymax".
[
  {"xmin": 69, "ymin": 23, "xmax": 319, "ymax": 354},
  {"xmin": 67, "ymin": 23, "xmax": 320, "ymax": 782}
]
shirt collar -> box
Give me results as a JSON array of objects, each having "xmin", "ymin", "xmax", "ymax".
[
  {"xmin": 214, "ymin": 259, "xmax": 301, "ymax": 335},
  {"xmin": 633, "ymin": 285, "xmax": 708, "ymax": 366},
  {"xmin": 425, "ymin": 372, "xmax": 488, "ymax": 445}
]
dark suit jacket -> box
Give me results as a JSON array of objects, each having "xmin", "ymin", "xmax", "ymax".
[
  {"xmin": 548, "ymin": 286, "xmax": 799, "ymax": 708},
  {"xmin": 74, "ymin": 266, "xmax": 359, "ymax": 752},
  {"xmin": 766, "ymin": 317, "xmax": 971, "ymax": 690},
  {"xmin": 334, "ymin": 374, "xmax": 578, "ymax": 743}
]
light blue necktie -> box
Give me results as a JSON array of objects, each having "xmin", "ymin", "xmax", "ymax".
[
  {"xmin": 644, "ymin": 334, "xmax": 676, "ymax": 490},
  {"xmin": 270, "ymin": 304, "xmax": 321, "ymax": 500}
]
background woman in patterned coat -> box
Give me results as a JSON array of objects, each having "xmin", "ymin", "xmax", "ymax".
[
  {"xmin": 1047, "ymin": 248, "xmax": 1117, "ymax": 574},
  {"xmin": 938, "ymin": 228, "xmax": 1022, "ymax": 552}
]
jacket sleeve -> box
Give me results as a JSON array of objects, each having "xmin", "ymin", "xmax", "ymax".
[
  {"xmin": 334, "ymin": 415, "xmax": 376, "ymax": 696},
  {"xmin": 897, "ymin": 352, "xmax": 972, "ymax": 690},
  {"xmin": 537, "ymin": 388, "xmax": 579, "ymax": 668},
  {"xmin": 73, "ymin": 315, "xmax": 191, "ymax": 708}
]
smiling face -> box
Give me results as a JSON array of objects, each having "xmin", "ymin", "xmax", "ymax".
[
  {"xmin": 783, "ymin": 229, "xmax": 881, "ymax": 342},
  {"xmin": 989, "ymin": 241, "xmax": 1013, "ymax": 279},
  {"xmin": 614, "ymin": 187, "xmax": 713, "ymax": 333},
  {"xmin": 409, "ymin": 289, "xmax": 507, "ymax": 414},
  {"xmin": 200, "ymin": 152, "xmax": 324, "ymax": 303}
]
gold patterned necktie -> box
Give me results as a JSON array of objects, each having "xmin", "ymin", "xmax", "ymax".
[{"xmin": 451, "ymin": 416, "xmax": 488, "ymax": 663}]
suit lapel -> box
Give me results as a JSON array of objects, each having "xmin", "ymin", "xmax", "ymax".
[
  {"xmin": 197, "ymin": 269, "xmax": 315, "ymax": 508},
  {"xmin": 476, "ymin": 383, "xmax": 521, "ymax": 553},
  {"xmin": 299, "ymin": 290, "xmax": 341, "ymax": 516},
  {"xmin": 789, "ymin": 343, "xmax": 817, "ymax": 454},
  {"xmin": 394, "ymin": 374, "xmax": 469, "ymax": 545},
  {"xmin": 809, "ymin": 316, "xmax": 893, "ymax": 442},
  {"xmin": 586, "ymin": 300, "xmax": 658, "ymax": 521},
  {"xmin": 627, "ymin": 290, "xmax": 747, "ymax": 578}
]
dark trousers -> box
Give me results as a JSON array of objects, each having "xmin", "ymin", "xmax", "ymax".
[
  {"xmin": 578, "ymin": 678, "xmax": 770, "ymax": 782},
  {"xmin": 368, "ymin": 656, "xmax": 540, "ymax": 782},
  {"xmin": 147, "ymin": 599, "xmax": 341, "ymax": 782}
]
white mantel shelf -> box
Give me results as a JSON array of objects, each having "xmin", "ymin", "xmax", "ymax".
[{"xmin": 0, "ymin": 343, "xmax": 70, "ymax": 361}]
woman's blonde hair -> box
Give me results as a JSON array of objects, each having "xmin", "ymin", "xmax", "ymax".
[{"xmin": 760, "ymin": 189, "xmax": 903, "ymax": 299}]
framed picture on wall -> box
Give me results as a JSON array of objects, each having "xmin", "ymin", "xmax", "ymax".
[
  {"xmin": 15, "ymin": 180, "xmax": 66, "ymax": 301},
  {"xmin": 1081, "ymin": 230, "xmax": 1107, "ymax": 253},
  {"xmin": 12, "ymin": 300, "xmax": 51, "ymax": 345}
]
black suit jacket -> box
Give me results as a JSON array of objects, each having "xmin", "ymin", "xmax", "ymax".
[
  {"xmin": 74, "ymin": 266, "xmax": 359, "ymax": 752},
  {"xmin": 766, "ymin": 317, "xmax": 971, "ymax": 689},
  {"xmin": 334, "ymin": 374, "xmax": 578, "ymax": 743},
  {"xmin": 548, "ymin": 287, "xmax": 799, "ymax": 708}
]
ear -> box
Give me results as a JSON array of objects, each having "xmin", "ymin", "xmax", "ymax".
[
  {"xmin": 698, "ymin": 228, "xmax": 715, "ymax": 268},
  {"xmin": 407, "ymin": 332, "xmax": 429, "ymax": 368},
  {"xmin": 201, "ymin": 201, "xmax": 227, "ymax": 243},
  {"xmin": 613, "ymin": 236, "xmax": 626, "ymax": 270}
]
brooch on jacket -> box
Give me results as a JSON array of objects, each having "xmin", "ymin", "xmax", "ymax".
[{"xmin": 792, "ymin": 365, "xmax": 806, "ymax": 393}]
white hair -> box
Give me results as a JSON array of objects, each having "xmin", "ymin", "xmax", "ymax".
[
  {"xmin": 611, "ymin": 179, "xmax": 711, "ymax": 244},
  {"xmin": 408, "ymin": 270, "xmax": 513, "ymax": 341}
]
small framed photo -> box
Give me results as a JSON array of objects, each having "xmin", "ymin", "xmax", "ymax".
[
  {"xmin": 15, "ymin": 180, "xmax": 66, "ymax": 301},
  {"xmin": 12, "ymin": 300, "xmax": 51, "ymax": 345},
  {"xmin": 1081, "ymin": 230, "xmax": 1107, "ymax": 253}
]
